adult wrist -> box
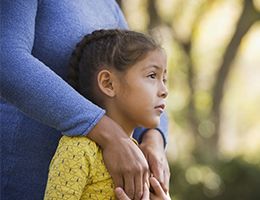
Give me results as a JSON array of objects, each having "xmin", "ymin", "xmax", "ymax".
[{"xmin": 141, "ymin": 129, "xmax": 165, "ymax": 150}]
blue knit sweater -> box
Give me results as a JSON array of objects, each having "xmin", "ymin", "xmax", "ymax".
[{"xmin": 1, "ymin": 0, "xmax": 168, "ymax": 199}]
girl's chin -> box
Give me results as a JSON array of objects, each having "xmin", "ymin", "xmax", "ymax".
[{"xmin": 142, "ymin": 120, "xmax": 160, "ymax": 129}]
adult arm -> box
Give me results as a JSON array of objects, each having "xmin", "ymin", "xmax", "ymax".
[
  {"xmin": 139, "ymin": 129, "xmax": 170, "ymax": 192},
  {"xmin": 1, "ymin": 1, "xmax": 149, "ymax": 199},
  {"xmin": 1, "ymin": 0, "xmax": 105, "ymax": 135}
]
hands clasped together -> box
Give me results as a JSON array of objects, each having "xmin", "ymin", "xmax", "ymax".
[
  {"xmin": 99, "ymin": 126, "xmax": 171, "ymax": 200},
  {"xmin": 115, "ymin": 177, "xmax": 171, "ymax": 200}
]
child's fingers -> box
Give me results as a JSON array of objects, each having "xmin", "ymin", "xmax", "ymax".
[
  {"xmin": 150, "ymin": 177, "xmax": 165, "ymax": 196},
  {"xmin": 115, "ymin": 187, "xmax": 131, "ymax": 200},
  {"xmin": 141, "ymin": 183, "xmax": 150, "ymax": 200}
]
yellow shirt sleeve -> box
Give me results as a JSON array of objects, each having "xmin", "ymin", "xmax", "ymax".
[{"xmin": 44, "ymin": 136, "xmax": 92, "ymax": 200}]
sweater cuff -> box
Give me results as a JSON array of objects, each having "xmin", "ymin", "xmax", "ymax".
[{"xmin": 133, "ymin": 127, "xmax": 167, "ymax": 148}]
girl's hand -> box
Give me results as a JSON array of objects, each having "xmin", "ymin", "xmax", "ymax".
[
  {"xmin": 115, "ymin": 177, "xmax": 171, "ymax": 200},
  {"xmin": 115, "ymin": 183, "xmax": 150, "ymax": 200},
  {"xmin": 150, "ymin": 177, "xmax": 171, "ymax": 200}
]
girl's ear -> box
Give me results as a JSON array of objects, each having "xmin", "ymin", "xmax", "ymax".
[{"xmin": 97, "ymin": 69, "xmax": 116, "ymax": 97}]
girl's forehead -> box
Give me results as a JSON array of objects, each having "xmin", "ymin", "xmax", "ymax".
[
  {"xmin": 116, "ymin": 49, "xmax": 167, "ymax": 76},
  {"xmin": 138, "ymin": 49, "xmax": 167, "ymax": 69},
  {"xmin": 144, "ymin": 49, "xmax": 166, "ymax": 60}
]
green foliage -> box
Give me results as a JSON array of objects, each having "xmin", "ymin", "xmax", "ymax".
[{"xmin": 169, "ymin": 157, "xmax": 260, "ymax": 200}]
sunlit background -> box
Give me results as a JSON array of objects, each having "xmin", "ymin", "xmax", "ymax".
[{"xmin": 117, "ymin": 0, "xmax": 260, "ymax": 199}]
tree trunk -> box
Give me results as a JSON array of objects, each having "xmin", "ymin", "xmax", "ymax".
[{"xmin": 211, "ymin": 0, "xmax": 260, "ymax": 155}]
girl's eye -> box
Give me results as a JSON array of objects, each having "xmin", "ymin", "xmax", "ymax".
[
  {"xmin": 148, "ymin": 73, "xmax": 156, "ymax": 79},
  {"xmin": 163, "ymin": 78, "xmax": 167, "ymax": 84}
]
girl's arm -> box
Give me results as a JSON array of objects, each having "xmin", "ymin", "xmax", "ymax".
[{"xmin": 44, "ymin": 137, "xmax": 89, "ymax": 200}]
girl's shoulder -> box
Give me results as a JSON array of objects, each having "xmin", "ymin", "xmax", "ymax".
[{"xmin": 58, "ymin": 136, "xmax": 100, "ymax": 156}]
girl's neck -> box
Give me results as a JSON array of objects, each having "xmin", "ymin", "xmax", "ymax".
[
  {"xmin": 105, "ymin": 111, "xmax": 135, "ymax": 138},
  {"xmin": 102, "ymin": 100, "xmax": 136, "ymax": 137}
]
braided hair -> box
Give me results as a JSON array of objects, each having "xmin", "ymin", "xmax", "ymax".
[{"xmin": 67, "ymin": 29, "xmax": 160, "ymax": 107}]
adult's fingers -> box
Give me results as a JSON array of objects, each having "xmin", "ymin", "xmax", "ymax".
[
  {"xmin": 149, "ymin": 148, "xmax": 170, "ymax": 192},
  {"xmin": 124, "ymin": 174, "xmax": 135, "ymax": 200},
  {"xmin": 139, "ymin": 129, "xmax": 170, "ymax": 192},
  {"xmin": 144, "ymin": 170, "xmax": 150, "ymax": 188},
  {"xmin": 163, "ymin": 169, "xmax": 170, "ymax": 192},
  {"xmin": 114, "ymin": 174, "xmax": 124, "ymax": 193},
  {"xmin": 102, "ymin": 137, "xmax": 149, "ymax": 199},
  {"xmin": 152, "ymin": 160, "xmax": 170, "ymax": 192},
  {"xmin": 127, "ymin": 161, "xmax": 149, "ymax": 200}
]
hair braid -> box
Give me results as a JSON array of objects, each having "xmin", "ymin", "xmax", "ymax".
[
  {"xmin": 67, "ymin": 36, "xmax": 89, "ymax": 90},
  {"xmin": 67, "ymin": 29, "xmax": 121, "ymax": 91}
]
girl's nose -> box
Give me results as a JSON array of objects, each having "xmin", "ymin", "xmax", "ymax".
[{"xmin": 159, "ymin": 82, "xmax": 168, "ymax": 98}]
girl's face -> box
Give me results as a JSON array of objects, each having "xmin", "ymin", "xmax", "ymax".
[{"xmin": 112, "ymin": 49, "xmax": 168, "ymax": 133}]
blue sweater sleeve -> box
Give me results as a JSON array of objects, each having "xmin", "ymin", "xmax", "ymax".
[
  {"xmin": 133, "ymin": 112, "xmax": 168, "ymax": 146},
  {"xmin": 0, "ymin": 0, "xmax": 105, "ymax": 136}
]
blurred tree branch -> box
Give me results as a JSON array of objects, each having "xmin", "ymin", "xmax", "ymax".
[
  {"xmin": 116, "ymin": 0, "xmax": 122, "ymax": 8},
  {"xmin": 147, "ymin": 0, "xmax": 161, "ymax": 30},
  {"xmin": 212, "ymin": 0, "xmax": 260, "ymax": 152}
]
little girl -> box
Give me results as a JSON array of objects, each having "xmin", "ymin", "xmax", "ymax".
[{"xmin": 44, "ymin": 29, "xmax": 170, "ymax": 200}]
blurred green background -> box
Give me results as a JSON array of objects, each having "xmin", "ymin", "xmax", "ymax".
[{"xmin": 117, "ymin": 0, "xmax": 260, "ymax": 199}]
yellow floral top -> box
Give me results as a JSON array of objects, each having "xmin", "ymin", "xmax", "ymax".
[{"xmin": 44, "ymin": 136, "xmax": 115, "ymax": 200}]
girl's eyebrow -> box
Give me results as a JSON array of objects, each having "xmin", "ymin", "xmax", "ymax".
[{"xmin": 143, "ymin": 65, "xmax": 167, "ymax": 73}]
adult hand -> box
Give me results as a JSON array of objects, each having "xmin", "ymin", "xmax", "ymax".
[
  {"xmin": 87, "ymin": 115, "xmax": 149, "ymax": 200},
  {"xmin": 139, "ymin": 129, "xmax": 170, "ymax": 192}
]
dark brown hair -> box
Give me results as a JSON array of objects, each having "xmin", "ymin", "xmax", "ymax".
[{"xmin": 67, "ymin": 29, "xmax": 161, "ymax": 106}]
